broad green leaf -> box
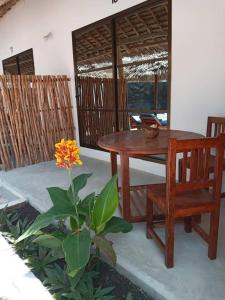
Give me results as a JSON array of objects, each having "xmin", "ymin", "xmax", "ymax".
[
  {"xmin": 68, "ymin": 268, "xmax": 85, "ymax": 288},
  {"xmin": 44, "ymin": 264, "xmax": 67, "ymax": 288},
  {"xmin": 16, "ymin": 205, "xmax": 76, "ymax": 243},
  {"xmin": 70, "ymin": 215, "xmax": 85, "ymax": 231},
  {"xmin": 94, "ymin": 286, "xmax": 115, "ymax": 298},
  {"xmin": 33, "ymin": 234, "xmax": 62, "ymax": 249},
  {"xmin": 102, "ymin": 216, "xmax": 133, "ymax": 235},
  {"xmin": 62, "ymin": 229, "xmax": 91, "ymax": 277},
  {"xmin": 70, "ymin": 217, "xmax": 78, "ymax": 231},
  {"xmin": 78, "ymin": 192, "xmax": 95, "ymax": 216},
  {"xmin": 92, "ymin": 175, "xmax": 118, "ymax": 234},
  {"xmin": 93, "ymin": 223, "xmax": 105, "ymax": 234},
  {"xmin": 126, "ymin": 292, "xmax": 133, "ymax": 300},
  {"xmin": 62, "ymin": 292, "xmax": 82, "ymax": 300},
  {"xmin": 47, "ymin": 187, "xmax": 71, "ymax": 209},
  {"xmin": 51, "ymin": 247, "xmax": 64, "ymax": 260},
  {"xmin": 94, "ymin": 236, "xmax": 116, "ymax": 266},
  {"xmin": 68, "ymin": 173, "xmax": 92, "ymax": 204}
]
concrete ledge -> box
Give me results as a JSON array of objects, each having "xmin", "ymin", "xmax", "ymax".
[
  {"xmin": 0, "ymin": 234, "xmax": 53, "ymax": 300},
  {"xmin": 0, "ymin": 184, "xmax": 26, "ymax": 210}
]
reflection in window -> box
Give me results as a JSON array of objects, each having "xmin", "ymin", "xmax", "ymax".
[
  {"xmin": 72, "ymin": 0, "xmax": 170, "ymax": 149},
  {"xmin": 2, "ymin": 49, "xmax": 35, "ymax": 75},
  {"xmin": 128, "ymin": 81, "xmax": 155, "ymax": 110},
  {"xmin": 158, "ymin": 80, "xmax": 167, "ymax": 110}
]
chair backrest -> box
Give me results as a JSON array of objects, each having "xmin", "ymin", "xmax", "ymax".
[
  {"xmin": 207, "ymin": 116, "xmax": 225, "ymax": 137},
  {"xmin": 166, "ymin": 134, "xmax": 225, "ymax": 211}
]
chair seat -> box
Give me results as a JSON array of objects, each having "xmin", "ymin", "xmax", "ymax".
[{"xmin": 148, "ymin": 183, "xmax": 214, "ymax": 216}]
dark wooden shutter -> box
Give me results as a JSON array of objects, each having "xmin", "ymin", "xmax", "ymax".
[
  {"xmin": 2, "ymin": 56, "xmax": 19, "ymax": 75},
  {"xmin": 2, "ymin": 49, "xmax": 35, "ymax": 75},
  {"xmin": 18, "ymin": 49, "xmax": 35, "ymax": 75}
]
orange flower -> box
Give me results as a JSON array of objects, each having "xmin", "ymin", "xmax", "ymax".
[{"xmin": 55, "ymin": 139, "xmax": 82, "ymax": 169}]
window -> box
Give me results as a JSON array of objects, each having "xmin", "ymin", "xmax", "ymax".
[
  {"xmin": 2, "ymin": 48, "xmax": 35, "ymax": 75},
  {"xmin": 127, "ymin": 81, "xmax": 155, "ymax": 110},
  {"xmin": 72, "ymin": 0, "xmax": 171, "ymax": 149}
]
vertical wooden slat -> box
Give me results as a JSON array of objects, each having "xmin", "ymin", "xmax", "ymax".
[
  {"xmin": 190, "ymin": 149, "xmax": 198, "ymax": 181},
  {"xmin": 0, "ymin": 75, "xmax": 75, "ymax": 170},
  {"xmin": 77, "ymin": 76, "xmax": 116, "ymax": 148},
  {"xmin": 197, "ymin": 148, "xmax": 204, "ymax": 179},
  {"xmin": 181, "ymin": 151, "xmax": 188, "ymax": 183}
]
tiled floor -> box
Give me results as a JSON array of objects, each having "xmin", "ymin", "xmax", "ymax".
[{"xmin": 1, "ymin": 156, "xmax": 225, "ymax": 300}]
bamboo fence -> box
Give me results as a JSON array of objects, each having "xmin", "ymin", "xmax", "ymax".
[
  {"xmin": 0, "ymin": 75, "xmax": 75, "ymax": 170},
  {"xmin": 77, "ymin": 76, "xmax": 118, "ymax": 148}
]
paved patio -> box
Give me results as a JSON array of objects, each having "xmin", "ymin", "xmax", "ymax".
[{"xmin": 1, "ymin": 156, "xmax": 225, "ymax": 300}]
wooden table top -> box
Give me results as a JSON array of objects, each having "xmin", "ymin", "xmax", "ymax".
[{"xmin": 97, "ymin": 129, "xmax": 204, "ymax": 155}]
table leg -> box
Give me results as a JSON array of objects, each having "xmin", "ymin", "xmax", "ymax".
[
  {"xmin": 120, "ymin": 152, "xmax": 131, "ymax": 221},
  {"xmin": 110, "ymin": 152, "xmax": 117, "ymax": 176}
]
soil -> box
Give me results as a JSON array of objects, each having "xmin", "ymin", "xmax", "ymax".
[
  {"xmin": 96, "ymin": 261, "xmax": 151, "ymax": 300},
  {"xmin": 4, "ymin": 202, "xmax": 153, "ymax": 300}
]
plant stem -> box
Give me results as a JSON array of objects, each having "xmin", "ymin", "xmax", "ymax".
[{"xmin": 68, "ymin": 168, "xmax": 80, "ymax": 229}]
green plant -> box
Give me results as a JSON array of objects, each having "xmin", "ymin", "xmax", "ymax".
[
  {"xmin": 0, "ymin": 207, "xmax": 19, "ymax": 230},
  {"xmin": 28, "ymin": 246, "xmax": 63, "ymax": 280},
  {"xmin": 17, "ymin": 173, "xmax": 132, "ymax": 276},
  {"xmin": 125, "ymin": 293, "xmax": 133, "ymax": 300},
  {"xmin": 15, "ymin": 139, "xmax": 133, "ymax": 299},
  {"xmin": 2, "ymin": 212, "xmax": 38, "ymax": 258},
  {"xmin": 0, "ymin": 207, "xmax": 134, "ymax": 300},
  {"xmin": 43, "ymin": 264, "xmax": 117, "ymax": 300}
]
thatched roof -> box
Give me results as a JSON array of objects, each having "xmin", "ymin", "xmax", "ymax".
[
  {"xmin": 74, "ymin": 0, "xmax": 169, "ymax": 79},
  {"xmin": 0, "ymin": 0, "xmax": 19, "ymax": 18},
  {"xmin": 75, "ymin": 1, "xmax": 168, "ymax": 66}
]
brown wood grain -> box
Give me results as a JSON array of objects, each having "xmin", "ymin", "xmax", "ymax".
[
  {"xmin": 146, "ymin": 133, "xmax": 225, "ymax": 268},
  {"xmin": 98, "ymin": 129, "xmax": 204, "ymax": 155},
  {"xmin": 179, "ymin": 116, "xmax": 225, "ymax": 198},
  {"xmin": 98, "ymin": 129, "xmax": 204, "ymax": 222},
  {"xmin": 0, "ymin": 75, "xmax": 75, "ymax": 170}
]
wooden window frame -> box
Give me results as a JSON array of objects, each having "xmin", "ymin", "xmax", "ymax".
[
  {"xmin": 2, "ymin": 48, "xmax": 35, "ymax": 75},
  {"xmin": 72, "ymin": 0, "xmax": 172, "ymax": 148}
]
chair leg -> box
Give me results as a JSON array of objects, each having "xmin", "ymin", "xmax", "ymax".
[
  {"xmin": 146, "ymin": 193, "xmax": 153, "ymax": 239},
  {"xmin": 178, "ymin": 160, "xmax": 182, "ymax": 182},
  {"xmin": 184, "ymin": 217, "xmax": 192, "ymax": 233},
  {"xmin": 208, "ymin": 211, "xmax": 220, "ymax": 259},
  {"xmin": 165, "ymin": 217, "xmax": 175, "ymax": 268}
]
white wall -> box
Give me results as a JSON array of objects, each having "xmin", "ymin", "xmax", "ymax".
[
  {"xmin": 0, "ymin": 0, "xmax": 147, "ymax": 154},
  {"xmin": 0, "ymin": 0, "xmax": 146, "ymax": 75},
  {"xmin": 0, "ymin": 0, "xmax": 225, "ymax": 184},
  {"xmin": 171, "ymin": 0, "xmax": 225, "ymax": 134},
  {"xmin": 172, "ymin": 0, "xmax": 225, "ymax": 190}
]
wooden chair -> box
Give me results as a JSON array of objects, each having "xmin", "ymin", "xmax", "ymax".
[
  {"xmin": 146, "ymin": 134, "xmax": 225, "ymax": 268},
  {"xmin": 179, "ymin": 116, "xmax": 225, "ymax": 197}
]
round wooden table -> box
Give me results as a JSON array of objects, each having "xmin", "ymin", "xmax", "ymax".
[{"xmin": 98, "ymin": 129, "xmax": 204, "ymax": 222}]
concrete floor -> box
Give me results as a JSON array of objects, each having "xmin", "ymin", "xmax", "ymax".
[
  {"xmin": 0, "ymin": 185, "xmax": 25, "ymax": 209},
  {"xmin": 1, "ymin": 156, "xmax": 225, "ymax": 300}
]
